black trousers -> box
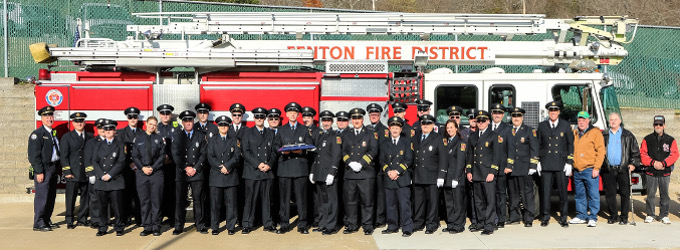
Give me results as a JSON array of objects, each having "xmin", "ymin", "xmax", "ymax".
[
  {"xmin": 242, "ymin": 179, "xmax": 274, "ymax": 228},
  {"xmin": 375, "ymin": 174, "xmax": 386, "ymax": 225},
  {"xmin": 136, "ymin": 171, "xmax": 164, "ymax": 232},
  {"xmin": 88, "ymin": 182, "xmax": 102, "ymax": 227},
  {"xmin": 278, "ymin": 177, "xmax": 308, "ymax": 229},
  {"xmin": 123, "ymin": 168, "xmax": 141, "ymax": 225},
  {"xmin": 33, "ymin": 164, "xmax": 57, "ymax": 228},
  {"xmin": 210, "ymin": 186, "xmax": 238, "ymax": 231},
  {"xmin": 65, "ymin": 181, "xmax": 89, "ymax": 225},
  {"xmin": 315, "ymin": 181, "xmax": 340, "ymax": 230},
  {"xmin": 161, "ymin": 163, "xmax": 176, "ymax": 225},
  {"xmin": 97, "ymin": 189, "xmax": 124, "ymax": 232},
  {"xmin": 540, "ymin": 171, "xmax": 569, "ymax": 222},
  {"xmin": 343, "ymin": 178, "xmax": 375, "ymax": 230},
  {"xmin": 465, "ymin": 179, "xmax": 478, "ymax": 225},
  {"xmin": 508, "ymin": 175, "xmax": 536, "ymax": 223},
  {"xmin": 413, "ymin": 184, "xmax": 439, "ymax": 231},
  {"xmin": 602, "ymin": 169, "xmax": 631, "ymax": 221},
  {"xmin": 473, "ymin": 180, "xmax": 497, "ymax": 231},
  {"xmin": 175, "ymin": 180, "xmax": 206, "ymax": 231},
  {"xmin": 495, "ymin": 175, "xmax": 508, "ymax": 224},
  {"xmin": 443, "ymin": 184, "xmax": 467, "ymax": 231},
  {"xmin": 385, "ymin": 186, "xmax": 413, "ymax": 233}
]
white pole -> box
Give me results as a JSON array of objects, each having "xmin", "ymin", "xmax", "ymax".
[
  {"xmin": 3, "ymin": 0, "xmax": 8, "ymax": 77},
  {"xmin": 372, "ymin": 0, "xmax": 375, "ymax": 11},
  {"xmin": 159, "ymin": 0, "xmax": 163, "ymax": 25}
]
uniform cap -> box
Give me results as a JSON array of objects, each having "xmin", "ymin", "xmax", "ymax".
[
  {"xmin": 446, "ymin": 105, "xmax": 463, "ymax": 116},
  {"xmin": 157, "ymin": 104, "xmax": 174, "ymax": 114},
  {"xmin": 301, "ymin": 106, "xmax": 316, "ymax": 117},
  {"xmin": 415, "ymin": 99, "xmax": 433, "ymax": 110},
  {"xmin": 195, "ymin": 103, "xmax": 211, "ymax": 113},
  {"xmin": 94, "ymin": 118, "xmax": 106, "ymax": 128},
  {"xmin": 179, "ymin": 110, "xmax": 196, "ymax": 120},
  {"xmin": 252, "ymin": 107, "xmax": 268, "ymax": 116},
  {"xmin": 366, "ymin": 103, "xmax": 383, "ymax": 113},
  {"xmin": 215, "ymin": 115, "xmax": 232, "ymax": 126},
  {"xmin": 545, "ymin": 101, "xmax": 562, "ymax": 111},
  {"xmin": 230, "ymin": 103, "xmax": 245, "ymax": 114},
  {"xmin": 509, "ymin": 107, "xmax": 525, "ymax": 116},
  {"xmin": 320, "ymin": 110, "xmax": 334, "ymax": 120},
  {"xmin": 124, "ymin": 107, "xmax": 140, "ymax": 116},
  {"xmin": 38, "ymin": 106, "xmax": 55, "ymax": 116},
  {"xmin": 349, "ymin": 108, "xmax": 366, "ymax": 118},
  {"xmin": 388, "ymin": 116, "xmax": 404, "ymax": 127},
  {"xmin": 102, "ymin": 119, "xmax": 118, "ymax": 130},
  {"xmin": 391, "ymin": 102, "xmax": 408, "ymax": 112},
  {"xmin": 70, "ymin": 112, "xmax": 87, "ymax": 121},
  {"xmin": 267, "ymin": 108, "xmax": 282, "ymax": 118},
  {"xmin": 475, "ymin": 110, "xmax": 490, "ymax": 120},
  {"xmin": 466, "ymin": 108, "xmax": 478, "ymax": 119},
  {"xmin": 419, "ymin": 114, "xmax": 436, "ymax": 124},
  {"xmin": 490, "ymin": 103, "xmax": 505, "ymax": 113},
  {"xmin": 336, "ymin": 111, "xmax": 350, "ymax": 121},
  {"xmin": 284, "ymin": 102, "xmax": 301, "ymax": 112}
]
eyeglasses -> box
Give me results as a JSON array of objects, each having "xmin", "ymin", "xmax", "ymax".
[
  {"xmin": 127, "ymin": 115, "xmax": 139, "ymax": 119},
  {"xmin": 104, "ymin": 127, "xmax": 115, "ymax": 131},
  {"xmin": 254, "ymin": 115, "xmax": 266, "ymax": 119},
  {"xmin": 268, "ymin": 117, "xmax": 280, "ymax": 121},
  {"xmin": 450, "ymin": 115, "xmax": 460, "ymax": 119},
  {"xmin": 232, "ymin": 114, "xmax": 243, "ymax": 117}
]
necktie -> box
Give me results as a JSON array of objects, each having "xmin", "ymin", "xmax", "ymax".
[
  {"xmin": 552, "ymin": 123, "xmax": 556, "ymax": 130},
  {"xmin": 393, "ymin": 139, "xmax": 397, "ymax": 145},
  {"xmin": 260, "ymin": 130, "xmax": 264, "ymax": 135},
  {"xmin": 421, "ymin": 134, "xmax": 426, "ymax": 142},
  {"xmin": 493, "ymin": 124, "xmax": 497, "ymax": 131},
  {"xmin": 222, "ymin": 136, "xmax": 226, "ymax": 141},
  {"xmin": 132, "ymin": 128, "xmax": 136, "ymax": 133},
  {"xmin": 355, "ymin": 130, "xmax": 359, "ymax": 136},
  {"xmin": 82, "ymin": 133, "xmax": 85, "ymax": 141},
  {"xmin": 107, "ymin": 140, "xmax": 111, "ymax": 146},
  {"xmin": 512, "ymin": 127, "xmax": 517, "ymax": 135}
]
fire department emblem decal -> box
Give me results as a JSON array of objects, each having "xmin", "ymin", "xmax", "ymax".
[
  {"xmin": 45, "ymin": 89, "xmax": 63, "ymax": 107},
  {"xmin": 663, "ymin": 143, "xmax": 670, "ymax": 152}
]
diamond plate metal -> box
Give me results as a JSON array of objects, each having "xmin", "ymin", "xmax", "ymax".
[
  {"xmin": 321, "ymin": 78, "xmax": 388, "ymax": 97},
  {"xmin": 521, "ymin": 101, "xmax": 540, "ymax": 129}
]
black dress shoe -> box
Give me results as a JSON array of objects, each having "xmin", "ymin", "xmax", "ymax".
[
  {"xmin": 212, "ymin": 230, "xmax": 219, "ymax": 235},
  {"xmin": 172, "ymin": 229, "xmax": 182, "ymax": 235},
  {"xmin": 425, "ymin": 229, "xmax": 435, "ymax": 234},
  {"xmin": 442, "ymin": 228, "xmax": 451, "ymax": 232},
  {"xmin": 298, "ymin": 228, "xmax": 309, "ymax": 234},
  {"xmin": 276, "ymin": 227, "xmax": 288, "ymax": 234},
  {"xmin": 200, "ymin": 228, "xmax": 209, "ymax": 234},
  {"xmin": 619, "ymin": 219, "xmax": 629, "ymax": 225},
  {"xmin": 449, "ymin": 229, "xmax": 464, "ymax": 234},
  {"xmin": 541, "ymin": 221, "xmax": 549, "ymax": 227},
  {"xmin": 312, "ymin": 227, "xmax": 323, "ymax": 232},
  {"xmin": 116, "ymin": 231, "xmax": 124, "ymax": 236},
  {"xmin": 49, "ymin": 223, "xmax": 60, "ymax": 229},
  {"xmin": 402, "ymin": 231, "xmax": 412, "ymax": 237},
  {"xmin": 607, "ymin": 219, "xmax": 617, "ymax": 224},
  {"xmin": 524, "ymin": 222, "xmax": 532, "ymax": 227},
  {"xmin": 382, "ymin": 229, "xmax": 398, "ymax": 234},
  {"xmin": 497, "ymin": 222, "xmax": 505, "ymax": 228},
  {"xmin": 76, "ymin": 222, "xmax": 88, "ymax": 227},
  {"xmin": 228, "ymin": 230, "xmax": 236, "ymax": 235},
  {"xmin": 67, "ymin": 225, "xmax": 76, "ymax": 229},
  {"xmin": 33, "ymin": 227, "xmax": 52, "ymax": 232},
  {"xmin": 481, "ymin": 229, "xmax": 493, "ymax": 235},
  {"xmin": 242, "ymin": 228, "xmax": 251, "ymax": 234},
  {"xmin": 96, "ymin": 231, "xmax": 106, "ymax": 236},
  {"xmin": 263, "ymin": 226, "xmax": 277, "ymax": 232},
  {"xmin": 363, "ymin": 229, "xmax": 373, "ymax": 235},
  {"xmin": 140, "ymin": 230, "xmax": 151, "ymax": 236},
  {"xmin": 559, "ymin": 221, "xmax": 569, "ymax": 228},
  {"xmin": 322, "ymin": 229, "xmax": 335, "ymax": 235},
  {"xmin": 469, "ymin": 226, "xmax": 481, "ymax": 232},
  {"xmin": 507, "ymin": 220, "xmax": 521, "ymax": 225},
  {"xmin": 153, "ymin": 231, "xmax": 161, "ymax": 236},
  {"xmin": 343, "ymin": 228, "xmax": 356, "ymax": 234}
]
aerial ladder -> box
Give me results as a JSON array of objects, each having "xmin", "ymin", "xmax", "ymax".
[{"xmin": 30, "ymin": 12, "xmax": 638, "ymax": 74}]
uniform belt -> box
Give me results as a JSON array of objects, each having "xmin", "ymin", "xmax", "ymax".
[{"xmin": 610, "ymin": 165, "xmax": 620, "ymax": 169}]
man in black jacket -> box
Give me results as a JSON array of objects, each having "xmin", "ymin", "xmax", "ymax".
[
  {"xmin": 241, "ymin": 108, "xmax": 277, "ymax": 234},
  {"xmin": 504, "ymin": 108, "xmax": 539, "ymax": 227},
  {"xmin": 380, "ymin": 116, "xmax": 414, "ymax": 237},
  {"xmin": 489, "ymin": 103, "xmax": 510, "ymax": 229},
  {"xmin": 157, "ymin": 104, "xmax": 181, "ymax": 226},
  {"xmin": 60, "ymin": 112, "xmax": 94, "ymax": 229},
  {"xmin": 118, "ymin": 107, "xmax": 145, "ymax": 226},
  {"xmin": 602, "ymin": 112, "xmax": 640, "ymax": 225},
  {"xmin": 273, "ymin": 102, "xmax": 314, "ymax": 234},
  {"xmin": 28, "ymin": 106, "xmax": 60, "ymax": 232},
  {"xmin": 536, "ymin": 101, "xmax": 574, "ymax": 227},
  {"xmin": 412, "ymin": 114, "xmax": 447, "ymax": 234},
  {"xmin": 171, "ymin": 110, "xmax": 209, "ymax": 235},
  {"xmin": 367, "ymin": 103, "xmax": 389, "ymax": 228},
  {"xmin": 207, "ymin": 115, "xmax": 242, "ymax": 235},
  {"xmin": 310, "ymin": 110, "xmax": 343, "ymax": 235}
]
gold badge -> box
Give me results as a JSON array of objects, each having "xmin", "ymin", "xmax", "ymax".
[
  {"xmin": 461, "ymin": 143, "xmax": 466, "ymax": 151},
  {"xmin": 362, "ymin": 141, "xmax": 367, "ymax": 147},
  {"xmin": 560, "ymin": 132, "xmax": 564, "ymax": 137},
  {"xmin": 498, "ymin": 135, "xmax": 503, "ymax": 143},
  {"xmin": 400, "ymin": 150, "xmax": 403, "ymax": 155},
  {"xmin": 485, "ymin": 141, "xmax": 489, "ymax": 147}
]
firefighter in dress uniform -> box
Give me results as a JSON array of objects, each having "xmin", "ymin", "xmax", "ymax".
[
  {"xmin": 88, "ymin": 119, "xmax": 126, "ymax": 236},
  {"xmin": 392, "ymin": 102, "xmax": 415, "ymax": 139},
  {"xmin": 171, "ymin": 110, "xmax": 209, "ymax": 235},
  {"xmin": 309, "ymin": 110, "xmax": 343, "ymax": 235},
  {"xmin": 84, "ymin": 118, "xmax": 106, "ymax": 229},
  {"xmin": 132, "ymin": 116, "xmax": 166, "ymax": 236},
  {"xmin": 241, "ymin": 107, "xmax": 277, "ymax": 234},
  {"xmin": 118, "ymin": 107, "xmax": 145, "ymax": 226},
  {"xmin": 367, "ymin": 103, "xmax": 390, "ymax": 228},
  {"xmin": 442, "ymin": 119, "xmax": 468, "ymax": 234},
  {"xmin": 195, "ymin": 103, "xmax": 217, "ymax": 229},
  {"xmin": 466, "ymin": 110, "xmax": 504, "ymax": 235},
  {"xmin": 537, "ymin": 101, "xmax": 574, "ymax": 228},
  {"xmin": 61, "ymin": 112, "xmax": 94, "ymax": 229},
  {"xmin": 504, "ymin": 107, "xmax": 539, "ymax": 227},
  {"xmin": 412, "ymin": 114, "xmax": 448, "ymax": 234},
  {"xmin": 489, "ymin": 103, "xmax": 511, "ymax": 228},
  {"xmin": 302, "ymin": 106, "xmax": 322, "ymax": 228},
  {"xmin": 412, "ymin": 99, "xmax": 442, "ymax": 134},
  {"xmin": 28, "ymin": 106, "xmax": 60, "ymax": 232},
  {"xmin": 157, "ymin": 104, "xmax": 181, "ymax": 226},
  {"xmin": 273, "ymin": 102, "xmax": 314, "ymax": 234},
  {"xmin": 379, "ymin": 116, "xmax": 415, "ymax": 237},
  {"xmin": 207, "ymin": 115, "xmax": 242, "ymax": 235},
  {"xmin": 342, "ymin": 108, "xmax": 379, "ymax": 235}
]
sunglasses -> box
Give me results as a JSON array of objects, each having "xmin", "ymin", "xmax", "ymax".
[
  {"xmin": 268, "ymin": 117, "xmax": 280, "ymax": 121},
  {"xmin": 159, "ymin": 112, "xmax": 171, "ymax": 115},
  {"xmin": 232, "ymin": 114, "xmax": 243, "ymax": 117},
  {"xmin": 449, "ymin": 115, "xmax": 460, "ymax": 119},
  {"xmin": 73, "ymin": 120, "xmax": 85, "ymax": 123},
  {"xmin": 197, "ymin": 110, "xmax": 209, "ymax": 114},
  {"xmin": 127, "ymin": 115, "xmax": 139, "ymax": 119},
  {"xmin": 104, "ymin": 127, "xmax": 116, "ymax": 131},
  {"xmin": 254, "ymin": 114, "xmax": 266, "ymax": 119},
  {"xmin": 477, "ymin": 118, "xmax": 489, "ymax": 123},
  {"xmin": 654, "ymin": 123, "xmax": 664, "ymax": 127}
]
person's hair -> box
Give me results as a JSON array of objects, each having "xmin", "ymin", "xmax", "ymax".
[
  {"xmin": 445, "ymin": 119, "xmax": 461, "ymax": 138},
  {"xmin": 146, "ymin": 116, "xmax": 158, "ymax": 123}
]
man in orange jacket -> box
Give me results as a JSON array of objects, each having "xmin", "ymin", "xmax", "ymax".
[{"xmin": 568, "ymin": 111, "xmax": 605, "ymax": 228}]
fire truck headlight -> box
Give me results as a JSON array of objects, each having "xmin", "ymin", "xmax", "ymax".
[{"xmin": 414, "ymin": 51, "xmax": 429, "ymax": 68}]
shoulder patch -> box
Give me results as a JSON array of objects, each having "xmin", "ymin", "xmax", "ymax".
[
  {"xmin": 443, "ymin": 138, "xmax": 448, "ymax": 146},
  {"xmin": 172, "ymin": 121, "xmax": 179, "ymax": 128},
  {"xmin": 532, "ymin": 129, "xmax": 537, "ymax": 137},
  {"xmin": 411, "ymin": 142, "xmax": 414, "ymax": 150},
  {"xmin": 461, "ymin": 143, "xmax": 466, "ymax": 151},
  {"xmin": 374, "ymin": 132, "xmax": 378, "ymax": 140},
  {"xmin": 237, "ymin": 140, "xmax": 241, "ymax": 148},
  {"xmin": 384, "ymin": 129, "xmax": 389, "ymax": 138},
  {"xmin": 498, "ymin": 135, "xmax": 503, "ymax": 143},
  {"xmin": 336, "ymin": 136, "xmax": 342, "ymax": 144},
  {"xmin": 30, "ymin": 134, "xmax": 37, "ymax": 140},
  {"xmin": 411, "ymin": 130, "xmax": 415, "ymax": 137}
]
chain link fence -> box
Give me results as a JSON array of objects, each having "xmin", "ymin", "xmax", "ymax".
[{"xmin": 1, "ymin": 0, "xmax": 678, "ymax": 109}]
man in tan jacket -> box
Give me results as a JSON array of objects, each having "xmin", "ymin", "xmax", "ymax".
[{"xmin": 568, "ymin": 111, "xmax": 605, "ymax": 227}]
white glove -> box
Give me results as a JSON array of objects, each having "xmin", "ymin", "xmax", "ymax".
[
  {"xmin": 326, "ymin": 175, "xmax": 334, "ymax": 186},
  {"xmin": 436, "ymin": 178, "xmax": 444, "ymax": 188},
  {"xmin": 564, "ymin": 163, "xmax": 573, "ymax": 176},
  {"xmin": 349, "ymin": 162, "xmax": 362, "ymax": 172},
  {"xmin": 528, "ymin": 169, "xmax": 537, "ymax": 175},
  {"xmin": 537, "ymin": 162, "xmax": 542, "ymax": 176},
  {"xmin": 451, "ymin": 180, "xmax": 459, "ymax": 188},
  {"xmin": 309, "ymin": 174, "xmax": 315, "ymax": 184},
  {"xmin": 89, "ymin": 176, "xmax": 95, "ymax": 185}
]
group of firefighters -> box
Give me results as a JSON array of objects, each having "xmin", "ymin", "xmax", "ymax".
[{"xmin": 28, "ymin": 98, "xmax": 679, "ymax": 237}]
